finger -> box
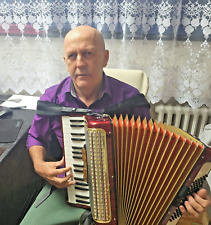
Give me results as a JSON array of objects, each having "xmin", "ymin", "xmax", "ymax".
[
  {"xmin": 63, "ymin": 174, "xmax": 76, "ymax": 185},
  {"xmin": 186, "ymin": 195, "xmax": 204, "ymax": 216},
  {"xmin": 46, "ymin": 174, "xmax": 75, "ymax": 188},
  {"xmin": 45, "ymin": 160, "xmax": 64, "ymax": 169},
  {"xmin": 62, "ymin": 171, "xmax": 76, "ymax": 187},
  {"xmin": 58, "ymin": 169, "xmax": 75, "ymax": 184},
  {"xmin": 60, "ymin": 156, "xmax": 65, "ymax": 165},
  {"xmin": 66, "ymin": 180, "xmax": 76, "ymax": 186},
  {"xmin": 179, "ymin": 205, "xmax": 189, "ymax": 216},
  {"xmin": 196, "ymin": 189, "xmax": 210, "ymax": 201},
  {"xmin": 183, "ymin": 200, "xmax": 199, "ymax": 217},
  {"xmin": 55, "ymin": 157, "xmax": 66, "ymax": 167},
  {"xmin": 47, "ymin": 180, "xmax": 75, "ymax": 189},
  {"xmin": 55, "ymin": 174, "xmax": 76, "ymax": 188},
  {"xmin": 193, "ymin": 191, "xmax": 211, "ymax": 208},
  {"xmin": 67, "ymin": 169, "xmax": 74, "ymax": 181},
  {"xmin": 55, "ymin": 166, "xmax": 73, "ymax": 176},
  {"xmin": 197, "ymin": 189, "xmax": 208, "ymax": 198}
]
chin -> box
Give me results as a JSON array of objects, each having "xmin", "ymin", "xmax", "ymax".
[{"xmin": 75, "ymin": 81, "xmax": 93, "ymax": 89}]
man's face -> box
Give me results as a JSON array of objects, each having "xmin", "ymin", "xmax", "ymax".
[{"xmin": 63, "ymin": 30, "xmax": 109, "ymax": 93}]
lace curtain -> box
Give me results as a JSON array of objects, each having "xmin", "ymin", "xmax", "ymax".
[{"xmin": 0, "ymin": 0, "xmax": 210, "ymax": 109}]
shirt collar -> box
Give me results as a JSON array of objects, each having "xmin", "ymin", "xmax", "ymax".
[
  {"xmin": 61, "ymin": 76, "xmax": 72, "ymax": 96},
  {"xmin": 101, "ymin": 72, "xmax": 113, "ymax": 98},
  {"xmin": 70, "ymin": 80, "xmax": 77, "ymax": 97},
  {"xmin": 60, "ymin": 76, "xmax": 76, "ymax": 97},
  {"xmin": 62, "ymin": 72, "xmax": 113, "ymax": 99}
]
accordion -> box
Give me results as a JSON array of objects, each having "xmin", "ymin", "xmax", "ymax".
[{"xmin": 62, "ymin": 114, "xmax": 211, "ymax": 225}]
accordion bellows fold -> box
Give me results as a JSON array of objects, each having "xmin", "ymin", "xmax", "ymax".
[
  {"xmin": 62, "ymin": 114, "xmax": 211, "ymax": 225},
  {"xmin": 112, "ymin": 115, "xmax": 203, "ymax": 225}
]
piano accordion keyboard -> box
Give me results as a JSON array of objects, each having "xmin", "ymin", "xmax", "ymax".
[{"xmin": 62, "ymin": 116, "xmax": 90, "ymax": 207}]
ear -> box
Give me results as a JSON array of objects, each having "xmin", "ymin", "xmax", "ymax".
[
  {"xmin": 63, "ymin": 56, "xmax": 69, "ymax": 71},
  {"xmin": 103, "ymin": 50, "xmax": 109, "ymax": 67}
]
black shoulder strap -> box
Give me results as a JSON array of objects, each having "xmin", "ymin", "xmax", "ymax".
[
  {"xmin": 101, "ymin": 93, "xmax": 150, "ymax": 115},
  {"xmin": 36, "ymin": 100, "xmax": 92, "ymax": 116},
  {"xmin": 36, "ymin": 93, "xmax": 150, "ymax": 116}
]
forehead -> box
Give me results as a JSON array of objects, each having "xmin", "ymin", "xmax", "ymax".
[
  {"xmin": 66, "ymin": 37, "xmax": 96, "ymax": 50},
  {"xmin": 64, "ymin": 29, "xmax": 104, "ymax": 54},
  {"xmin": 64, "ymin": 42, "xmax": 98, "ymax": 58}
]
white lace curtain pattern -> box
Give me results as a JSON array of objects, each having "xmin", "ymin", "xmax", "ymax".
[{"xmin": 0, "ymin": 0, "xmax": 210, "ymax": 108}]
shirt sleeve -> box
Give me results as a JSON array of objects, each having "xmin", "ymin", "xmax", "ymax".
[
  {"xmin": 26, "ymin": 114, "xmax": 52, "ymax": 150},
  {"xmin": 26, "ymin": 93, "xmax": 54, "ymax": 150}
]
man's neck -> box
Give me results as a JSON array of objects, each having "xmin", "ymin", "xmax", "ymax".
[{"xmin": 75, "ymin": 84, "xmax": 103, "ymax": 107}]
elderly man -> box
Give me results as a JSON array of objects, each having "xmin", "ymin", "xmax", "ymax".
[{"xmin": 20, "ymin": 25, "xmax": 210, "ymax": 225}]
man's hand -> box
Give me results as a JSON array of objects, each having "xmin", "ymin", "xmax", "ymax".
[
  {"xmin": 34, "ymin": 157, "xmax": 75, "ymax": 188},
  {"xmin": 29, "ymin": 146, "xmax": 75, "ymax": 188},
  {"xmin": 179, "ymin": 189, "xmax": 211, "ymax": 218}
]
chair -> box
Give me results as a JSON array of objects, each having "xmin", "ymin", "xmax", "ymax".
[{"xmin": 104, "ymin": 68, "xmax": 149, "ymax": 96}]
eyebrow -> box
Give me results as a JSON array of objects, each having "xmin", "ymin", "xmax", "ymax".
[{"xmin": 66, "ymin": 46, "xmax": 97, "ymax": 55}]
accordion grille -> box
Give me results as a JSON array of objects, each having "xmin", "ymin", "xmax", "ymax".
[{"xmin": 86, "ymin": 128, "xmax": 112, "ymax": 223}]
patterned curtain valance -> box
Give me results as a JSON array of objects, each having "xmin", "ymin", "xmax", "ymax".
[
  {"xmin": 0, "ymin": 0, "xmax": 211, "ymax": 109},
  {"xmin": 1, "ymin": 0, "xmax": 210, "ymax": 40}
]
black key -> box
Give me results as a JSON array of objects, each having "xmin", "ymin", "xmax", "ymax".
[
  {"xmin": 75, "ymin": 186, "xmax": 89, "ymax": 191},
  {"xmin": 72, "ymin": 151, "xmax": 82, "ymax": 155},
  {"xmin": 72, "ymin": 146, "xmax": 82, "ymax": 150},
  {"xmin": 71, "ymin": 133, "xmax": 85, "ymax": 136},
  {"xmin": 73, "ymin": 156, "xmax": 82, "ymax": 160},
  {"xmin": 76, "ymin": 199, "xmax": 90, "ymax": 204},
  {"xmin": 75, "ymin": 194, "xmax": 89, "ymax": 199},
  {"xmin": 71, "ymin": 138, "xmax": 85, "ymax": 141},
  {"xmin": 74, "ymin": 177, "xmax": 84, "ymax": 181},
  {"xmin": 70, "ymin": 124, "xmax": 84, "ymax": 128},
  {"xmin": 75, "ymin": 182, "xmax": 88, "ymax": 186},
  {"xmin": 70, "ymin": 119, "xmax": 84, "ymax": 123},
  {"xmin": 73, "ymin": 164, "xmax": 84, "ymax": 168},
  {"xmin": 74, "ymin": 169, "xmax": 83, "ymax": 173}
]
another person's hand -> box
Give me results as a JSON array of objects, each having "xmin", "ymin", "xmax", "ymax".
[
  {"xmin": 34, "ymin": 156, "xmax": 75, "ymax": 188},
  {"xmin": 179, "ymin": 189, "xmax": 211, "ymax": 218}
]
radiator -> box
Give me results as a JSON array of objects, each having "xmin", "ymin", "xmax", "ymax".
[{"xmin": 154, "ymin": 105, "xmax": 211, "ymax": 138}]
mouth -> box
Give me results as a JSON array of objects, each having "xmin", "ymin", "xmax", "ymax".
[
  {"xmin": 76, "ymin": 73, "xmax": 91, "ymax": 78},
  {"xmin": 77, "ymin": 74, "xmax": 88, "ymax": 76}
]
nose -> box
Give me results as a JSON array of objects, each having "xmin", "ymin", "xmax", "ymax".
[{"xmin": 76, "ymin": 54, "xmax": 86, "ymax": 68}]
